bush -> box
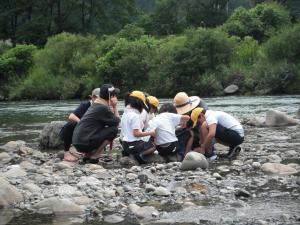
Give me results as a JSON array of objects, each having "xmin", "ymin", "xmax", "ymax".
[
  {"xmin": 223, "ymin": 3, "xmax": 291, "ymax": 42},
  {"xmin": 96, "ymin": 37, "xmax": 157, "ymax": 94}
]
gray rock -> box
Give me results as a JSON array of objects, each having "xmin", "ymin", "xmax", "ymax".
[
  {"xmin": 252, "ymin": 162, "xmax": 261, "ymax": 169},
  {"xmin": 39, "ymin": 121, "xmax": 65, "ymax": 149},
  {"xmin": 0, "ymin": 140, "xmax": 26, "ymax": 152},
  {"xmin": 0, "ymin": 178, "xmax": 23, "ymax": 206},
  {"xmin": 24, "ymin": 183, "xmax": 41, "ymax": 193},
  {"xmin": 267, "ymin": 154, "xmax": 282, "ymax": 163},
  {"xmin": 2, "ymin": 165, "xmax": 27, "ymax": 178},
  {"xmin": 128, "ymin": 203, "xmax": 159, "ymax": 219},
  {"xmin": 0, "ymin": 152, "xmax": 12, "ymax": 164},
  {"xmin": 154, "ymin": 186, "xmax": 171, "ymax": 196},
  {"xmin": 235, "ymin": 189, "xmax": 251, "ymax": 198},
  {"xmin": 224, "ymin": 84, "xmax": 239, "ymax": 94},
  {"xmin": 144, "ymin": 153, "xmax": 166, "ymax": 164},
  {"xmin": 246, "ymin": 117, "xmax": 266, "ymax": 127},
  {"xmin": 73, "ymin": 196, "xmax": 93, "ymax": 205},
  {"xmin": 297, "ymin": 107, "xmax": 300, "ymax": 119},
  {"xmin": 261, "ymin": 163, "xmax": 297, "ymax": 175},
  {"xmin": 33, "ymin": 197, "xmax": 85, "ymax": 215},
  {"xmin": 104, "ymin": 214, "xmax": 124, "ymax": 223},
  {"xmin": 119, "ymin": 156, "xmax": 137, "ymax": 166},
  {"xmin": 265, "ymin": 110, "xmax": 298, "ymax": 126},
  {"xmin": 181, "ymin": 152, "xmax": 208, "ymax": 171},
  {"xmin": 145, "ymin": 184, "xmax": 156, "ymax": 192}
]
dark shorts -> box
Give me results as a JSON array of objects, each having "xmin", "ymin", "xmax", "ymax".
[
  {"xmin": 215, "ymin": 124, "xmax": 244, "ymax": 148},
  {"xmin": 122, "ymin": 140, "xmax": 154, "ymax": 156},
  {"xmin": 74, "ymin": 126, "xmax": 118, "ymax": 153},
  {"xmin": 156, "ymin": 141, "xmax": 178, "ymax": 156},
  {"xmin": 59, "ymin": 121, "xmax": 77, "ymax": 151}
]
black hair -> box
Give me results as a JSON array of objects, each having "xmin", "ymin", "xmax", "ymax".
[
  {"xmin": 124, "ymin": 94, "xmax": 145, "ymax": 113},
  {"xmin": 159, "ymin": 103, "xmax": 177, "ymax": 114}
]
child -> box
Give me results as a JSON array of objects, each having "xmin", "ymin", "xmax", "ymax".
[
  {"xmin": 140, "ymin": 95, "xmax": 159, "ymax": 130},
  {"xmin": 151, "ymin": 103, "xmax": 190, "ymax": 160},
  {"xmin": 121, "ymin": 91, "xmax": 156, "ymax": 164}
]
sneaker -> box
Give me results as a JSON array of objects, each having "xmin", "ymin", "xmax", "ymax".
[
  {"xmin": 204, "ymin": 150, "xmax": 218, "ymax": 161},
  {"xmin": 135, "ymin": 153, "xmax": 146, "ymax": 164},
  {"xmin": 227, "ymin": 146, "xmax": 241, "ymax": 159}
]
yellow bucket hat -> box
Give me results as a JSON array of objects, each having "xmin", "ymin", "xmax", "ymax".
[
  {"xmin": 147, "ymin": 96, "xmax": 159, "ymax": 109},
  {"xmin": 191, "ymin": 107, "xmax": 204, "ymax": 128},
  {"xmin": 130, "ymin": 91, "xmax": 147, "ymax": 107}
]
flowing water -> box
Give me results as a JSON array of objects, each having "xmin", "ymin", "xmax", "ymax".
[{"xmin": 0, "ymin": 95, "xmax": 299, "ymax": 146}]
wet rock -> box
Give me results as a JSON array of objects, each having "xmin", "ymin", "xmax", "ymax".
[
  {"xmin": 33, "ymin": 197, "xmax": 85, "ymax": 215},
  {"xmin": 0, "ymin": 152, "xmax": 12, "ymax": 164},
  {"xmin": 104, "ymin": 214, "xmax": 124, "ymax": 223},
  {"xmin": 0, "ymin": 178, "xmax": 23, "ymax": 206},
  {"xmin": 224, "ymin": 84, "xmax": 239, "ymax": 94},
  {"xmin": 154, "ymin": 186, "xmax": 171, "ymax": 196},
  {"xmin": 129, "ymin": 203, "xmax": 159, "ymax": 219},
  {"xmin": 181, "ymin": 152, "xmax": 208, "ymax": 171},
  {"xmin": 261, "ymin": 163, "xmax": 297, "ymax": 175},
  {"xmin": 39, "ymin": 121, "xmax": 65, "ymax": 149},
  {"xmin": 265, "ymin": 110, "xmax": 298, "ymax": 126}
]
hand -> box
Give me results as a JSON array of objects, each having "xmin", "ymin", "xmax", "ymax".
[{"xmin": 110, "ymin": 96, "xmax": 118, "ymax": 108}]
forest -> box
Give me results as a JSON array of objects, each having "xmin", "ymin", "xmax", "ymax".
[{"xmin": 0, "ymin": 0, "xmax": 299, "ymax": 100}]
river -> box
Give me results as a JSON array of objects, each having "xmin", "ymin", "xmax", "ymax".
[{"xmin": 0, "ymin": 95, "xmax": 299, "ymax": 146}]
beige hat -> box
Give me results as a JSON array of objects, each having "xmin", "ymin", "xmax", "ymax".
[
  {"xmin": 90, "ymin": 88, "xmax": 100, "ymax": 97},
  {"xmin": 173, "ymin": 92, "xmax": 201, "ymax": 115}
]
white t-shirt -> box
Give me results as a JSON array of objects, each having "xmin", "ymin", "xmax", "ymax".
[
  {"xmin": 121, "ymin": 106, "xmax": 142, "ymax": 142},
  {"xmin": 140, "ymin": 109, "xmax": 150, "ymax": 130},
  {"xmin": 152, "ymin": 112, "xmax": 182, "ymax": 145},
  {"xmin": 205, "ymin": 110, "xmax": 244, "ymax": 137}
]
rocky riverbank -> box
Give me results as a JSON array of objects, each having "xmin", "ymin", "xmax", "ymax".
[{"xmin": 0, "ymin": 110, "xmax": 300, "ymax": 225}]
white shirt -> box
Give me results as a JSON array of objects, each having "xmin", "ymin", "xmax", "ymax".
[
  {"xmin": 140, "ymin": 109, "xmax": 150, "ymax": 130},
  {"xmin": 121, "ymin": 106, "xmax": 142, "ymax": 142},
  {"xmin": 152, "ymin": 113, "xmax": 182, "ymax": 145},
  {"xmin": 205, "ymin": 110, "xmax": 244, "ymax": 137}
]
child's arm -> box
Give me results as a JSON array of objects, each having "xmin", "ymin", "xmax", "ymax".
[
  {"xmin": 180, "ymin": 115, "xmax": 190, "ymax": 127},
  {"xmin": 133, "ymin": 129, "xmax": 155, "ymax": 138}
]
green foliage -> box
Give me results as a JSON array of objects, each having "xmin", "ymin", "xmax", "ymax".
[
  {"xmin": 0, "ymin": 44, "xmax": 36, "ymax": 80},
  {"xmin": 148, "ymin": 28, "xmax": 236, "ymax": 96},
  {"xmin": 263, "ymin": 23, "xmax": 300, "ymax": 63},
  {"xmin": 117, "ymin": 24, "xmax": 145, "ymax": 40},
  {"xmin": 96, "ymin": 37, "xmax": 157, "ymax": 93},
  {"xmin": 223, "ymin": 3, "xmax": 291, "ymax": 41}
]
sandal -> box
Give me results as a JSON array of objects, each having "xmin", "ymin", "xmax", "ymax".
[{"xmin": 63, "ymin": 152, "xmax": 79, "ymax": 162}]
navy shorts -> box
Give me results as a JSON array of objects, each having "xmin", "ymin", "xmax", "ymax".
[
  {"xmin": 122, "ymin": 140, "xmax": 154, "ymax": 156},
  {"xmin": 215, "ymin": 124, "xmax": 244, "ymax": 148},
  {"xmin": 156, "ymin": 141, "xmax": 178, "ymax": 156}
]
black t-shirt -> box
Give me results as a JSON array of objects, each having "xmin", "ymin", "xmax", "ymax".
[
  {"xmin": 72, "ymin": 103, "xmax": 120, "ymax": 146},
  {"xmin": 73, "ymin": 101, "xmax": 91, "ymax": 119}
]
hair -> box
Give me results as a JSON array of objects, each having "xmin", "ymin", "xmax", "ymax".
[
  {"xmin": 124, "ymin": 93, "xmax": 145, "ymax": 113},
  {"xmin": 158, "ymin": 103, "xmax": 177, "ymax": 114}
]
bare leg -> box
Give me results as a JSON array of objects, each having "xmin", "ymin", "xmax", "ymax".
[
  {"xmin": 184, "ymin": 130, "xmax": 194, "ymax": 156},
  {"xmin": 200, "ymin": 122, "xmax": 213, "ymax": 154},
  {"xmin": 141, "ymin": 145, "xmax": 156, "ymax": 156},
  {"xmin": 90, "ymin": 140, "xmax": 110, "ymax": 159}
]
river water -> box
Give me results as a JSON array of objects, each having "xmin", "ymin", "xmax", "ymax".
[{"xmin": 0, "ymin": 95, "xmax": 299, "ymax": 146}]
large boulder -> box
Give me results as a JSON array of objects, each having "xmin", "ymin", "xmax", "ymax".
[
  {"xmin": 0, "ymin": 178, "xmax": 23, "ymax": 206},
  {"xmin": 224, "ymin": 84, "xmax": 239, "ymax": 94},
  {"xmin": 181, "ymin": 152, "xmax": 208, "ymax": 171},
  {"xmin": 265, "ymin": 110, "xmax": 298, "ymax": 126},
  {"xmin": 39, "ymin": 121, "xmax": 66, "ymax": 149},
  {"xmin": 261, "ymin": 163, "xmax": 297, "ymax": 176},
  {"xmin": 33, "ymin": 197, "xmax": 85, "ymax": 215}
]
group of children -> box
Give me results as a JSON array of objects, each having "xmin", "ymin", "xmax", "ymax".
[{"xmin": 60, "ymin": 83, "xmax": 244, "ymax": 164}]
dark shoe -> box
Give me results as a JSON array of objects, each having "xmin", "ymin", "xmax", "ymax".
[
  {"xmin": 82, "ymin": 157, "xmax": 99, "ymax": 164},
  {"xmin": 135, "ymin": 153, "xmax": 146, "ymax": 164},
  {"xmin": 227, "ymin": 146, "xmax": 241, "ymax": 159},
  {"xmin": 204, "ymin": 150, "xmax": 218, "ymax": 161}
]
